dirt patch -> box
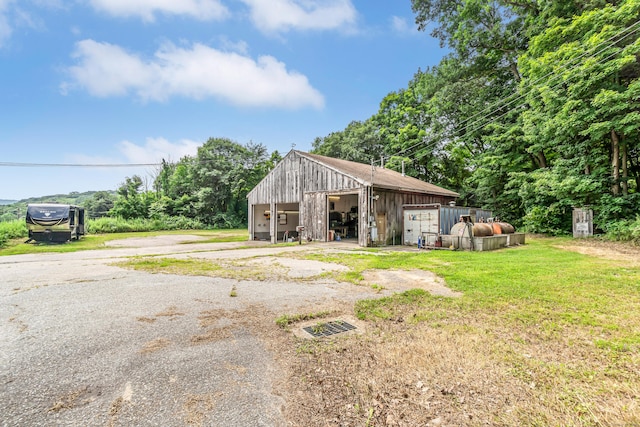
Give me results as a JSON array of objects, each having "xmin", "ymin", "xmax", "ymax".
[
  {"xmin": 280, "ymin": 320, "xmax": 533, "ymax": 427},
  {"xmin": 105, "ymin": 235, "xmax": 207, "ymax": 247},
  {"xmin": 556, "ymin": 239, "xmax": 640, "ymax": 266},
  {"xmin": 48, "ymin": 386, "xmax": 94, "ymax": 412},
  {"xmin": 248, "ymin": 256, "xmax": 350, "ymax": 279},
  {"xmin": 139, "ymin": 338, "xmax": 171, "ymax": 354},
  {"xmin": 362, "ymin": 269, "xmax": 462, "ymax": 297},
  {"xmin": 154, "ymin": 305, "xmax": 185, "ymax": 318},
  {"xmin": 190, "ymin": 326, "xmax": 234, "ymax": 344},
  {"xmin": 183, "ymin": 392, "xmax": 223, "ymax": 426}
]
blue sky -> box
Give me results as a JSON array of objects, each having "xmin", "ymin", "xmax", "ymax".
[{"xmin": 0, "ymin": 0, "xmax": 446, "ymax": 200}]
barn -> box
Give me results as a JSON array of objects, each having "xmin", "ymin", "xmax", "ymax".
[{"xmin": 247, "ymin": 150, "xmax": 461, "ymax": 247}]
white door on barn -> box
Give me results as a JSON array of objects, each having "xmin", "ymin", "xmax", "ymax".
[{"xmin": 403, "ymin": 208, "xmax": 439, "ymax": 245}]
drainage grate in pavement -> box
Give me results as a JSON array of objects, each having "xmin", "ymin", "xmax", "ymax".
[{"xmin": 303, "ymin": 321, "xmax": 357, "ymax": 338}]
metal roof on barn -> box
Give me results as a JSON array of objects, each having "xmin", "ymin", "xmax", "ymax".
[{"xmin": 297, "ymin": 151, "xmax": 459, "ymax": 197}]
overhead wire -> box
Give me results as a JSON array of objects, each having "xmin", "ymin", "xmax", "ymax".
[
  {"xmin": 3, "ymin": 20, "xmax": 638, "ymax": 170},
  {"xmin": 0, "ymin": 162, "xmax": 162, "ymax": 167},
  {"xmin": 461, "ymin": 20, "xmax": 640, "ymax": 137},
  {"xmin": 375, "ymin": 18, "xmax": 640, "ymax": 165},
  {"xmin": 457, "ymin": 19, "xmax": 640, "ymax": 136},
  {"xmin": 0, "ymin": 158, "xmax": 216, "ymax": 168}
]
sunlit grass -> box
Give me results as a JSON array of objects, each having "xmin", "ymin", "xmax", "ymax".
[
  {"xmin": 289, "ymin": 237, "xmax": 640, "ymax": 426},
  {"xmin": 0, "ymin": 229, "xmax": 247, "ymax": 256},
  {"xmin": 115, "ymin": 256, "xmax": 267, "ymax": 281}
]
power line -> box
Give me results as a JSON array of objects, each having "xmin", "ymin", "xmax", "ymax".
[
  {"xmin": 0, "ymin": 162, "xmax": 162, "ymax": 168},
  {"xmin": 0, "ymin": 158, "xmax": 218, "ymax": 168},
  {"xmin": 457, "ymin": 18, "xmax": 640, "ymax": 136},
  {"xmin": 376, "ymin": 17, "xmax": 640, "ymax": 165},
  {"xmin": 461, "ymin": 21, "xmax": 640, "ymax": 137}
]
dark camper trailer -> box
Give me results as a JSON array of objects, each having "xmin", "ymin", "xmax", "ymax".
[{"xmin": 26, "ymin": 203, "xmax": 85, "ymax": 243}]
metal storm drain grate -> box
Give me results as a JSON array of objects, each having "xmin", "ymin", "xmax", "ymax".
[{"xmin": 303, "ymin": 321, "xmax": 357, "ymax": 338}]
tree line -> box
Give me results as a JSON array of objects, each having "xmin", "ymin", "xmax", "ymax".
[
  {"xmin": 313, "ymin": 0, "xmax": 639, "ymax": 235},
  {"xmin": 102, "ymin": 138, "xmax": 280, "ymax": 229},
  {"xmin": 93, "ymin": 0, "xmax": 638, "ymax": 238}
]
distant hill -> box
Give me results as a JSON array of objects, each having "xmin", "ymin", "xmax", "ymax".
[
  {"xmin": 0, "ymin": 191, "xmax": 116, "ymax": 222},
  {"xmin": 14, "ymin": 191, "xmax": 115, "ymax": 206}
]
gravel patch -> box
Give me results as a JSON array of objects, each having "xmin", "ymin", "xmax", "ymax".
[
  {"xmin": 362, "ymin": 269, "xmax": 462, "ymax": 297},
  {"xmin": 105, "ymin": 234, "xmax": 209, "ymax": 247}
]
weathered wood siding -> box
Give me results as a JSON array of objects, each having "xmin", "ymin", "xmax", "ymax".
[
  {"xmin": 302, "ymin": 192, "xmax": 326, "ymax": 241},
  {"xmin": 359, "ymin": 187, "xmax": 369, "ymax": 247},
  {"xmin": 247, "ymin": 151, "xmax": 362, "ymax": 206},
  {"xmin": 248, "ymin": 151, "xmax": 457, "ymax": 246},
  {"xmin": 372, "ymin": 190, "xmax": 455, "ymax": 245}
]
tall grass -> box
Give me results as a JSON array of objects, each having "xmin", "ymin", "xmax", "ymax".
[
  {"xmin": 0, "ymin": 220, "xmax": 27, "ymax": 247},
  {"xmin": 87, "ymin": 215, "xmax": 207, "ymax": 234}
]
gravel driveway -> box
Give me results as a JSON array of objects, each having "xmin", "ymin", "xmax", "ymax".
[{"xmin": 0, "ymin": 238, "xmax": 406, "ymax": 426}]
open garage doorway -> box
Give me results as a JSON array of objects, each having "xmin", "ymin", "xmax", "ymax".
[
  {"xmin": 327, "ymin": 193, "xmax": 359, "ymax": 242},
  {"xmin": 251, "ymin": 204, "xmax": 270, "ymax": 241},
  {"xmin": 251, "ymin": 203, "xmax": 301, "ymax": 243},
  {"xmin": 275, "ymin": 203, "xmax": 300, "ymax": 243}
]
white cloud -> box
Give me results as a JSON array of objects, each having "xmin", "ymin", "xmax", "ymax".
[
  {"xmin": 118, "ymin": 137, "xmax": 201, "ymax": 163},
  {"xmin": 0, "ymin": 0, "xmax": 56, "ymax": 48},
  {"xmin": 218, "ymin": 36, "xmax": 249, "ymax": 55},
  {"xmin": 0, "ymin": 0, "xmax": 14, "ymax": 47},
  {"xmin": 13, "ymin": 7, "xmax": 45, "ymax": 31},
  {"xmin": 63, "ymin": 39, "xmax": 325, "ymax": 109},
  {"xmin": 88, "ymin": 0, "xmax": 229, "ymax": 22},
  {"xmin": 390, "ymin": 16, "xmax": 419, "ymax": 36},
  {"xmin": 240, "ymin": 0, "xmax": 357, "ymax": 33},
  {"xmin": 0, "ymin": 14, "xmax": 11, "ymax": 47}
]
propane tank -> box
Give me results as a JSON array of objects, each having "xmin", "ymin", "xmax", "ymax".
[
  {"xmin": 450, "ymin": 222, "xmax": 494, "ymax": 237},
  {"xmin": 490, "ymin": 222, "xmax": 516, "ymax": 235},
  {"xmin": 472, "ymin": 223, "xmax": 494, "ymax": 237}
]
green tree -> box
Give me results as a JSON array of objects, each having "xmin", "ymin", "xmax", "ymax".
[
  {"xmin": 311, "ymin": 119, "xmax": 383, "ymax": 164},
  {"xmin": 110, "ymin": 175, "xmax": 157, "ymax": 219},
  {"xmin": 519, "ymin": 0, "xmax": 640, "ymax": 228},
  {"xmin": 84, "ymin": 191, "xmax": 115, "ymax": 219}
]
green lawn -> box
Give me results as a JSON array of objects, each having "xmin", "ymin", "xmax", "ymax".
[{"xmin": 0, "ymin": 229, "xmax": 248, "ymax": 256}]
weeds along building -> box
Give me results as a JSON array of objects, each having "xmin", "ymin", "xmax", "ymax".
[{"xmin": 247, "ymin": 150, "xmax": 460, "ymax": 247}]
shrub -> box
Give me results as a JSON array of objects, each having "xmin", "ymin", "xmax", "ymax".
[
  {"xmin": 601, "ymin": 216, "xmax": 640, "ymax": 244},
  {"xmin": 0, "ymin": 220, "xmax": 28, "ymax": 247},
  {"xmin": 521, "ymin": 204, "xmax": 572, "ymax": 236},
  {"xmin": 86, "ymin": 215, "xmax": 207, "ymax": 234}
]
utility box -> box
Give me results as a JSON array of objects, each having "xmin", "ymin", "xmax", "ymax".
[{"xmin": 573, "ymin": 207, "xmax": 593, "ymax": 238}]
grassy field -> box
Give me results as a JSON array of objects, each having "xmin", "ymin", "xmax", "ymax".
[
  {"xmin": 283, "ymin": 237, "xmax": 640, "ymax": 426},
  {"xmin": 0, "ymin": 229, "xmax": 248, "ymax": 256}
]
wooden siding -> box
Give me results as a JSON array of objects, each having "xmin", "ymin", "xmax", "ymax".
[
  {"xmin": 372, "ymin": 190, "xmax": 455, "ymax": 245},
  {"xmin": 302, "ymin": 192, "xmax": 326, "ymax": 241},
  {"xmin": 247, "ymin": 151, "xmax": 362, "ymax": 206},
  {"xmin": 359, "ymin": 187, "xmax": 369, "ymax": 247},
  {"xmin": 248, "ymin": 151, "xmax": 458, "ymax": 246}
]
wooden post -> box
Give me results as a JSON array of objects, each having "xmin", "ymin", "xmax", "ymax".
[{"xmin": 270, "ymin": 202, "xmax": 277, "ymax": 244}]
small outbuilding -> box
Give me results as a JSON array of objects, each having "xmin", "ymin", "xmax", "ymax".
[{"xmin": 247, "ymin": 150, "xmax": 460, "ymax": 247}]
